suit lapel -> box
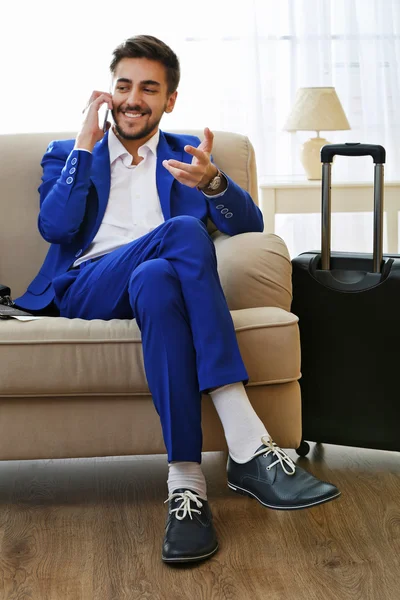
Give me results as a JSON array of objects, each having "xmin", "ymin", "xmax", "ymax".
[
  {"xmin": 90, "ymin": 132, "xmax": 111, "ymax": 232},
  {"xmin": 156, "ymin": 131, "xmax": 182, "ymax": 221},
  {"xmin": 89, "ymin": 130, "xmax": 181, "ymax": 235}
]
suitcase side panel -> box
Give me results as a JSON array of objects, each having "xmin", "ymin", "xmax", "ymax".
[{"xmin": 291, "ymin": 254, "xmax": 400, "ymax": 450}]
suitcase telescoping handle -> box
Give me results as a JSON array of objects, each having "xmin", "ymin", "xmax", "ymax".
[{"xmin": 320, "ymin": 143, "xmax": 386, "ymax": 272}]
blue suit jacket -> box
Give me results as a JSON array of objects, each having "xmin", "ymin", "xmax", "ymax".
[{"xmin": 16, "ymin": 130, "xmax": 264, "ymax": 310}]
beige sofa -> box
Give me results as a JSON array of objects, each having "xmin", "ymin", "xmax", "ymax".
[{"xmin": 0, "ymin": 130, "xmax": 302, "ymax": 461}]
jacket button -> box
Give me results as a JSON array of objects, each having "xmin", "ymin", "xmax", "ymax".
[
  {"xmin": 225, "ymin": 212, "xmax": 233, "ymax": 219},
  {"xmin": 216, "ymin": 204, "xmax": 224, "ymax": 209},
  {"xmin": 66, "ymin": 176, "xmax": 74, "ymax": 184},
  {"xmin": 69, "ymin": 167, "xmax": 76, "ymax": 174},
  {"xmin": 71, "ymin": 158, "xmax": 77, "ymax": 165},
  {"xmin": 221, "ymin": 208, "xmax": 229, "ymax": 214}
]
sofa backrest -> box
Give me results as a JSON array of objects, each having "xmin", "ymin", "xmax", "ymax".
[{"xmin": 0, "ymin": 130, "xmax": 258, "ymax": 297}]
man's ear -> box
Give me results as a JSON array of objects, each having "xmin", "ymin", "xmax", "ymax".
[{"xmin": 165, "ymin": 90, "xmax": 178, "ymax": 114}]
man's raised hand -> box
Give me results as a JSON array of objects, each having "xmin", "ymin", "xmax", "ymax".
[
  {"xmin": 162, "ymin": 127, "xmax": 218, "ymax": 189},
  {"xmin": 75, "ymin": 91, "xmax": 113, "ymax": 152}
]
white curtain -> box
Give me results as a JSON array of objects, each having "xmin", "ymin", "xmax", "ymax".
[
  {"xmin": 1, "ymin": 0, "xmax": 399, "ymax": 252},
  {"xmin": 1, "ymin": 0, "xmax": 399, "ymax": 178}
]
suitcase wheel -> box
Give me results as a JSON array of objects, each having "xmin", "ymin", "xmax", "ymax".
[{"xmin": 295, "ymin": 440, "xmax": 310, "ymax": 457}]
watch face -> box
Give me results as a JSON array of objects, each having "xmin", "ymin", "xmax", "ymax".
[{"xmin": 210, "ymin": 175, "xmax": 221, "ymax": 190}]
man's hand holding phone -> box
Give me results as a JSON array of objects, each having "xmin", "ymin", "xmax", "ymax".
[{"xmin": 74, "ymin": 91, "xmax": 113, "ymax": 152}]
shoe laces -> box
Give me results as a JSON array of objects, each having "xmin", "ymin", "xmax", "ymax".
[
  {"xmin": 164, "ymin": 490, "xmax": 203, "ymax": 520},
  {"xmin": 252, "ymin": 435, "xmax": 296, "ymax": 476}
]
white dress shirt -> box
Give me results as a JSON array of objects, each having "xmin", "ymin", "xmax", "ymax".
[
  {"xmin": 72, "ymin": 128, "xmax": 228, "ymax": 267},
  {"xmin": 73, "ymin": 128, "xmax": 164, "ymax": 266}
]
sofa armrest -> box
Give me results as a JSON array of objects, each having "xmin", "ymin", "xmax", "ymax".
[{"xmin": 213, "ymin": 231, "xmax": 293, "ymax": 312}]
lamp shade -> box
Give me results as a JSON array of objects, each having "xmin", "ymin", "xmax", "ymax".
[{"xmin": 284, "ymin": 87, "xmax": 350, "ymax": 132}]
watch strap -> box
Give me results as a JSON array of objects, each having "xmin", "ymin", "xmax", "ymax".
[{"xmin": 197, "ymin": 170, "xmax": 222, "ymax": 192}]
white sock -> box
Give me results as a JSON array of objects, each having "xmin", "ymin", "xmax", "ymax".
[
  {"xmin": 210, "ymin": 382, "xmax": 270, "ymax": 463},
  {"xmin": 167, "ymin": 462, "xmax": 207, "ymax": 500}
]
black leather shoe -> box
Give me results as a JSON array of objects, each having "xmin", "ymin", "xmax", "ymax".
[
  {"xmin": 227, "ymin": 436, "xmax": 341, "ymax": 510},
  {"xmin": 162, "ymin": 489, "xmax": 219, "ymax": 563}
]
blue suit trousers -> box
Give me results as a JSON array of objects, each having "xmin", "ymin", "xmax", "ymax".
[{"xmin": 53, "ymin": 216, "xmax": 248, "ymax": 463}]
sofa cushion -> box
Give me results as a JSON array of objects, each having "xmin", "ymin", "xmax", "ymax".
[{"xmin": 0, "ymin": 308, "xmax": 300, "ymax": 397}]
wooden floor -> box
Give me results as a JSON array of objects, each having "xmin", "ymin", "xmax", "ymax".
[{"xmin": 0, "ymin": 442, "xmax": 399, "ymax": 600}]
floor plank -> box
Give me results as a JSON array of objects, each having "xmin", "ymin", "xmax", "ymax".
[{"xmin": 0, "ymin": 442, "xmax": 399, "ymax": 600}]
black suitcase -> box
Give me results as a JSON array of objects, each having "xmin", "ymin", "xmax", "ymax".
[{"xmin": 291, "ymin": 143, "xmax": 400, "ymax": 456}]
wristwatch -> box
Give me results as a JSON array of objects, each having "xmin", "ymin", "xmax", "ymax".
[{"xmin": 198, "ymin": 170, "xmax": 222, "ymax": 192}]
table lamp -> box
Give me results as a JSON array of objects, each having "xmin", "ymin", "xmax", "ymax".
[{"xmin": 284, "ymin": 87, "xmax": 351, "ymax": 179}]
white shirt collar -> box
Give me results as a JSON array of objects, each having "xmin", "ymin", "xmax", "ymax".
[{"xmin": 108, "ymin": 127, "xmax": 160, "ymax": 165}]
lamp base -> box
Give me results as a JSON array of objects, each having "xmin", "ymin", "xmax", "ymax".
[{"xmin": 300, "ymin": 137, "xmax": 330, "ymax": 180}]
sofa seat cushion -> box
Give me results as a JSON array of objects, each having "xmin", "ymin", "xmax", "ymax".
[{"xmin": 0, "ymin": 307, "xmax": 300, "ymax": 397}]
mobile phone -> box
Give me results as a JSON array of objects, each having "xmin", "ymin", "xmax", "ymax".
[
  {"xmin": 102, "ymin": 108, "xmax": 109, "ymax": 132},
  {"xmin": 98, "ymin": 102, "xmax": 110, "ymax": 133}
]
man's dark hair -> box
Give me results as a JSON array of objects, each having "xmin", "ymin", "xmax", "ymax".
[{"xmin": 110, "ymin": 35, "xmax": 180, "ymax": 94}]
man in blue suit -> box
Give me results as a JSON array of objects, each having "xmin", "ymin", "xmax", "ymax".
[{"xmin": 16, "ymin": 35, "xmax": 340, "ymax": 564}]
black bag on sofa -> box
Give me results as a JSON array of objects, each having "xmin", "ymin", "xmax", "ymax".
[
  {"xmin": 0, "ymin": 285, "xmax": 35, "ymax": 318},
  {"xmin": 291, "ymin": 143, "xmax": 400, "ymax": 454}
]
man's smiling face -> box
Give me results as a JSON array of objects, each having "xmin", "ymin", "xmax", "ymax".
[{"xmin": 111, "ymin": 57, "xmax": 177, "ymax": 143}]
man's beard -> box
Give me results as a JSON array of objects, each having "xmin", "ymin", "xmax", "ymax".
[{"xmin": 112, "ymin": 104, "xmax": 166, "ymax": 141}]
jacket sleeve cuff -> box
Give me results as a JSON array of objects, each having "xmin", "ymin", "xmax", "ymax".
[{"xmin": 60, "ymin": 148, "xmax": 93, "ymax": 187}]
